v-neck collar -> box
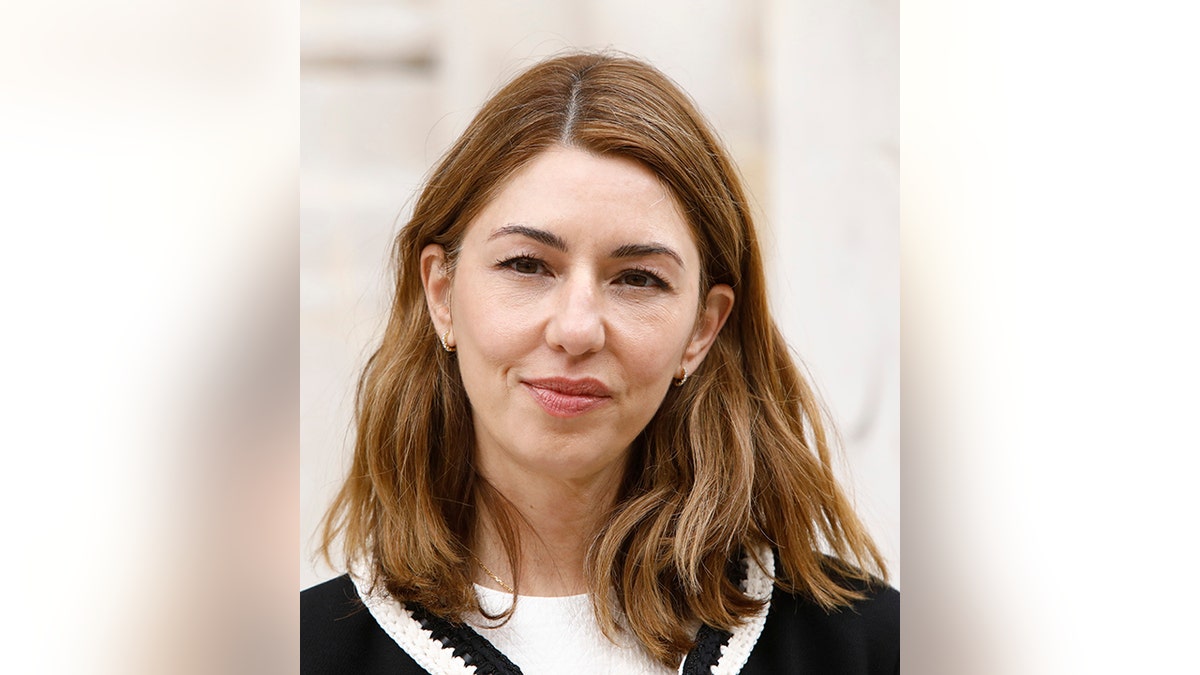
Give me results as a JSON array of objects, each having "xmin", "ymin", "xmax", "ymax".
[{"xmin": 351, "ymin": 547, "xmax": 775, "ymax": 675}]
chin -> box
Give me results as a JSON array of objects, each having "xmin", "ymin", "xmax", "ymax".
[{"xmin": 517, "ymin": 440, "xmax": 628, "ymax": 482}]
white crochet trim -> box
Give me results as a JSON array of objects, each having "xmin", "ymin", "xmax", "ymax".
[
  {"xmin": 349, "ymin": 567, "xmax": 477, "ymax": 675},
  {"xmin": 702, "ymin": 546, "xmax": 775, "ymax": 675},
  {"xmin": 348, "ymin": 548, "xmax": 774, "ymax": 675}
]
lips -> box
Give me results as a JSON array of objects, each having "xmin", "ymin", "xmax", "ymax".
[{"xmin": 521, "ymin": 377, "xmax": 611, "ymax": 418}]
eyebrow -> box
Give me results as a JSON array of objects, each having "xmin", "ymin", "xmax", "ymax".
[
  {"xmin": 610, "ymin": 243, "xmax": 684, "ymax": 268},
  {"xmin": 488, "ymin": 224, "xmax": 567, "ymax": 251},
  {"xmin": 489, "ymin": 223, "xmax": 685, "ymax": 267}
]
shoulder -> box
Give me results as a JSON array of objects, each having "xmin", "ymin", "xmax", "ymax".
[
  {"xmin": 301, "ymin": 575, "xmax": 428, "ymax": 675},
  {"xmin": 741, "ymin": 566, "xmax": 899, "ymax": 675}
]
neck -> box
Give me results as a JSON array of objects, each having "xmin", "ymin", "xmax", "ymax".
[{"xmin": 474, "ymin": 460, "xmax": 625, "ymax": 597}]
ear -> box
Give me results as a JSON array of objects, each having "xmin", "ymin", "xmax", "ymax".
[
  {"xmin": 682, "ymin": 284, "xmax": 735, "ymax": 372},
  {"xmin": 420, "ymin": 244, "xmax": 453, "ymax": 335}
]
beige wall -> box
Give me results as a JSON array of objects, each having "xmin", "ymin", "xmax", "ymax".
[{"xmin": 301, "ymin": 0, "xmax": 898, "ymax": 588}]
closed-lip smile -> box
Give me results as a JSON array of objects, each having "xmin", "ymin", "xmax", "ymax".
[{"xmin": 521, "ymin": 377, "xmax": 611, "ymax": 418}]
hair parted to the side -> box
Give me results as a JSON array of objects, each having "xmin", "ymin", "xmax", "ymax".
[{"xmin": 319, "ymin": 51, "xmax": 887, "ymax": 666}]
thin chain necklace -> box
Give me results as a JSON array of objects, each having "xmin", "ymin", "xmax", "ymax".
[{"xmin": 473, "ymin": 556, "xmax": 515, "ymax": 594}]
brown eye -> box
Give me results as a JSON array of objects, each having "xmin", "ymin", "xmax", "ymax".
[
  {"xmin": 498, "ymin": 256, "xmax": 547, "ymax": 275},
  {"xmin": 619, "ymin": 270, "xmax": 667, "ymax": 289}
]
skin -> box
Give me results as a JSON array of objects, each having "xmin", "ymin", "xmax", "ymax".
[{"xmin": 421, "ymin": 146, "xmax": 734, "ymax": 596}]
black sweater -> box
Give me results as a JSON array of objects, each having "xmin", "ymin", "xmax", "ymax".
[{"xmin": 302, "ymin": 566, "xmax": 898, "ymax": 674}]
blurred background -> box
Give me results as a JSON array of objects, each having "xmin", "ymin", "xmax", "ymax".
[
  {"xmin": 11, "ymin": 1, "xmax": 1199, "ymax": 673},
  {"xmin": 300, "ymin": 0, "xmax": 900, "ymax": 590}
]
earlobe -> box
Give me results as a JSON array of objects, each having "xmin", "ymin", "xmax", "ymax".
[
  {"xmin": 420, "ymin": 244, "xmax": 453, "ymax": 332},
  {"xmin": 683, "ymin": 284, "xmax": 735, "ymax": 370}
]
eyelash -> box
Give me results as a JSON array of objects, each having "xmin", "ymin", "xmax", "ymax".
[
  {"xmin": 618, "ymin": 265, "xmax": 672, "ymax": 290},
  {"xmin": 495, "ymin": 255, "xmax": 547, "ymax": 276},
  {"xmin": 494, "ymin": 256, "xmax": 672, "ymax": 290}
]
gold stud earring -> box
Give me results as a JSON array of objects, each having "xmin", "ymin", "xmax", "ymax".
[
  {"xmin": 673, "ymin": 366, "xmax": 689, "ymax": 387},
  {"xmin": 439, "ymin": 330, "xmax": 456, "ymax": 353}
]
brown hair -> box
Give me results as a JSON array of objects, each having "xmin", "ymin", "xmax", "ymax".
[{"xmin": 319, "ymin": 51, "xmax": 887, "ymax": 666}]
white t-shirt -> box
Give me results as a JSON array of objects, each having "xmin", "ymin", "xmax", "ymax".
[{"xmin": 469, "ymin": 585, "xmax": 675, "ymax": 675}]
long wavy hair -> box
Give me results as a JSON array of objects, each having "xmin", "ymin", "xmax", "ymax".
[{"xmin": 319, "ymin": 51, "xmax": 887, "ymax": 666}]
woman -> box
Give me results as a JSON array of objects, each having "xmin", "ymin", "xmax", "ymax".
[{"xmin": 302, "ymin": 52, "xmax": 898, "ymax": 674}]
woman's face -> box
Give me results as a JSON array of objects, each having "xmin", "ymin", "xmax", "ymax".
[{"xmin": 422, "ymin": 146, "xmax": 733, "ymax": 486}]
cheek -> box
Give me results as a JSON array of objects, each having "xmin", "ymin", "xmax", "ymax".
[
  {"xmin": 608, "ymin": 307, "xmax": 695, "ymax": 374},
  {"xmin": 451, "ymin": 277, "xmax": 543, "ymax": 362}
]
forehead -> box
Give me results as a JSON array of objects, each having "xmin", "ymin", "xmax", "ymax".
[{"xmin": 462, "ymin": 147, "xmax": 698, "ymax": 258}]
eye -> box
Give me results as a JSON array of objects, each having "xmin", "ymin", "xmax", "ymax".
[
  {"xmin": 497, "ymin": 256, "xmax": 547, "ymax": 275},
  {"xmin": 618, "ymin": 269, "xmax": 669, "ymax": 289}
]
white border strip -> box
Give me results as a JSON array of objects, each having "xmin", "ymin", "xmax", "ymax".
[
  {"xmin": 350, "ymin": 570, "xmax": 478, "ymax": 675},
  {"xmin": 706, "ymin": 546, "xmax": 775, "ymax": 675},
  {"xmin": 351, "ymin": 547, "xmax": 774, "ymax": 675}
]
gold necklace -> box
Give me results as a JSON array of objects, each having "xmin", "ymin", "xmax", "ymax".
[{"xmin": 473, "ymin": 556, "xmax": 515, "ymax": 594}]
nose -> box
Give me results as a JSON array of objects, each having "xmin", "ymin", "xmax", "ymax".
[{"xmin": 544, "ymin": 277, "xmax": 606, "ymax": 356}]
